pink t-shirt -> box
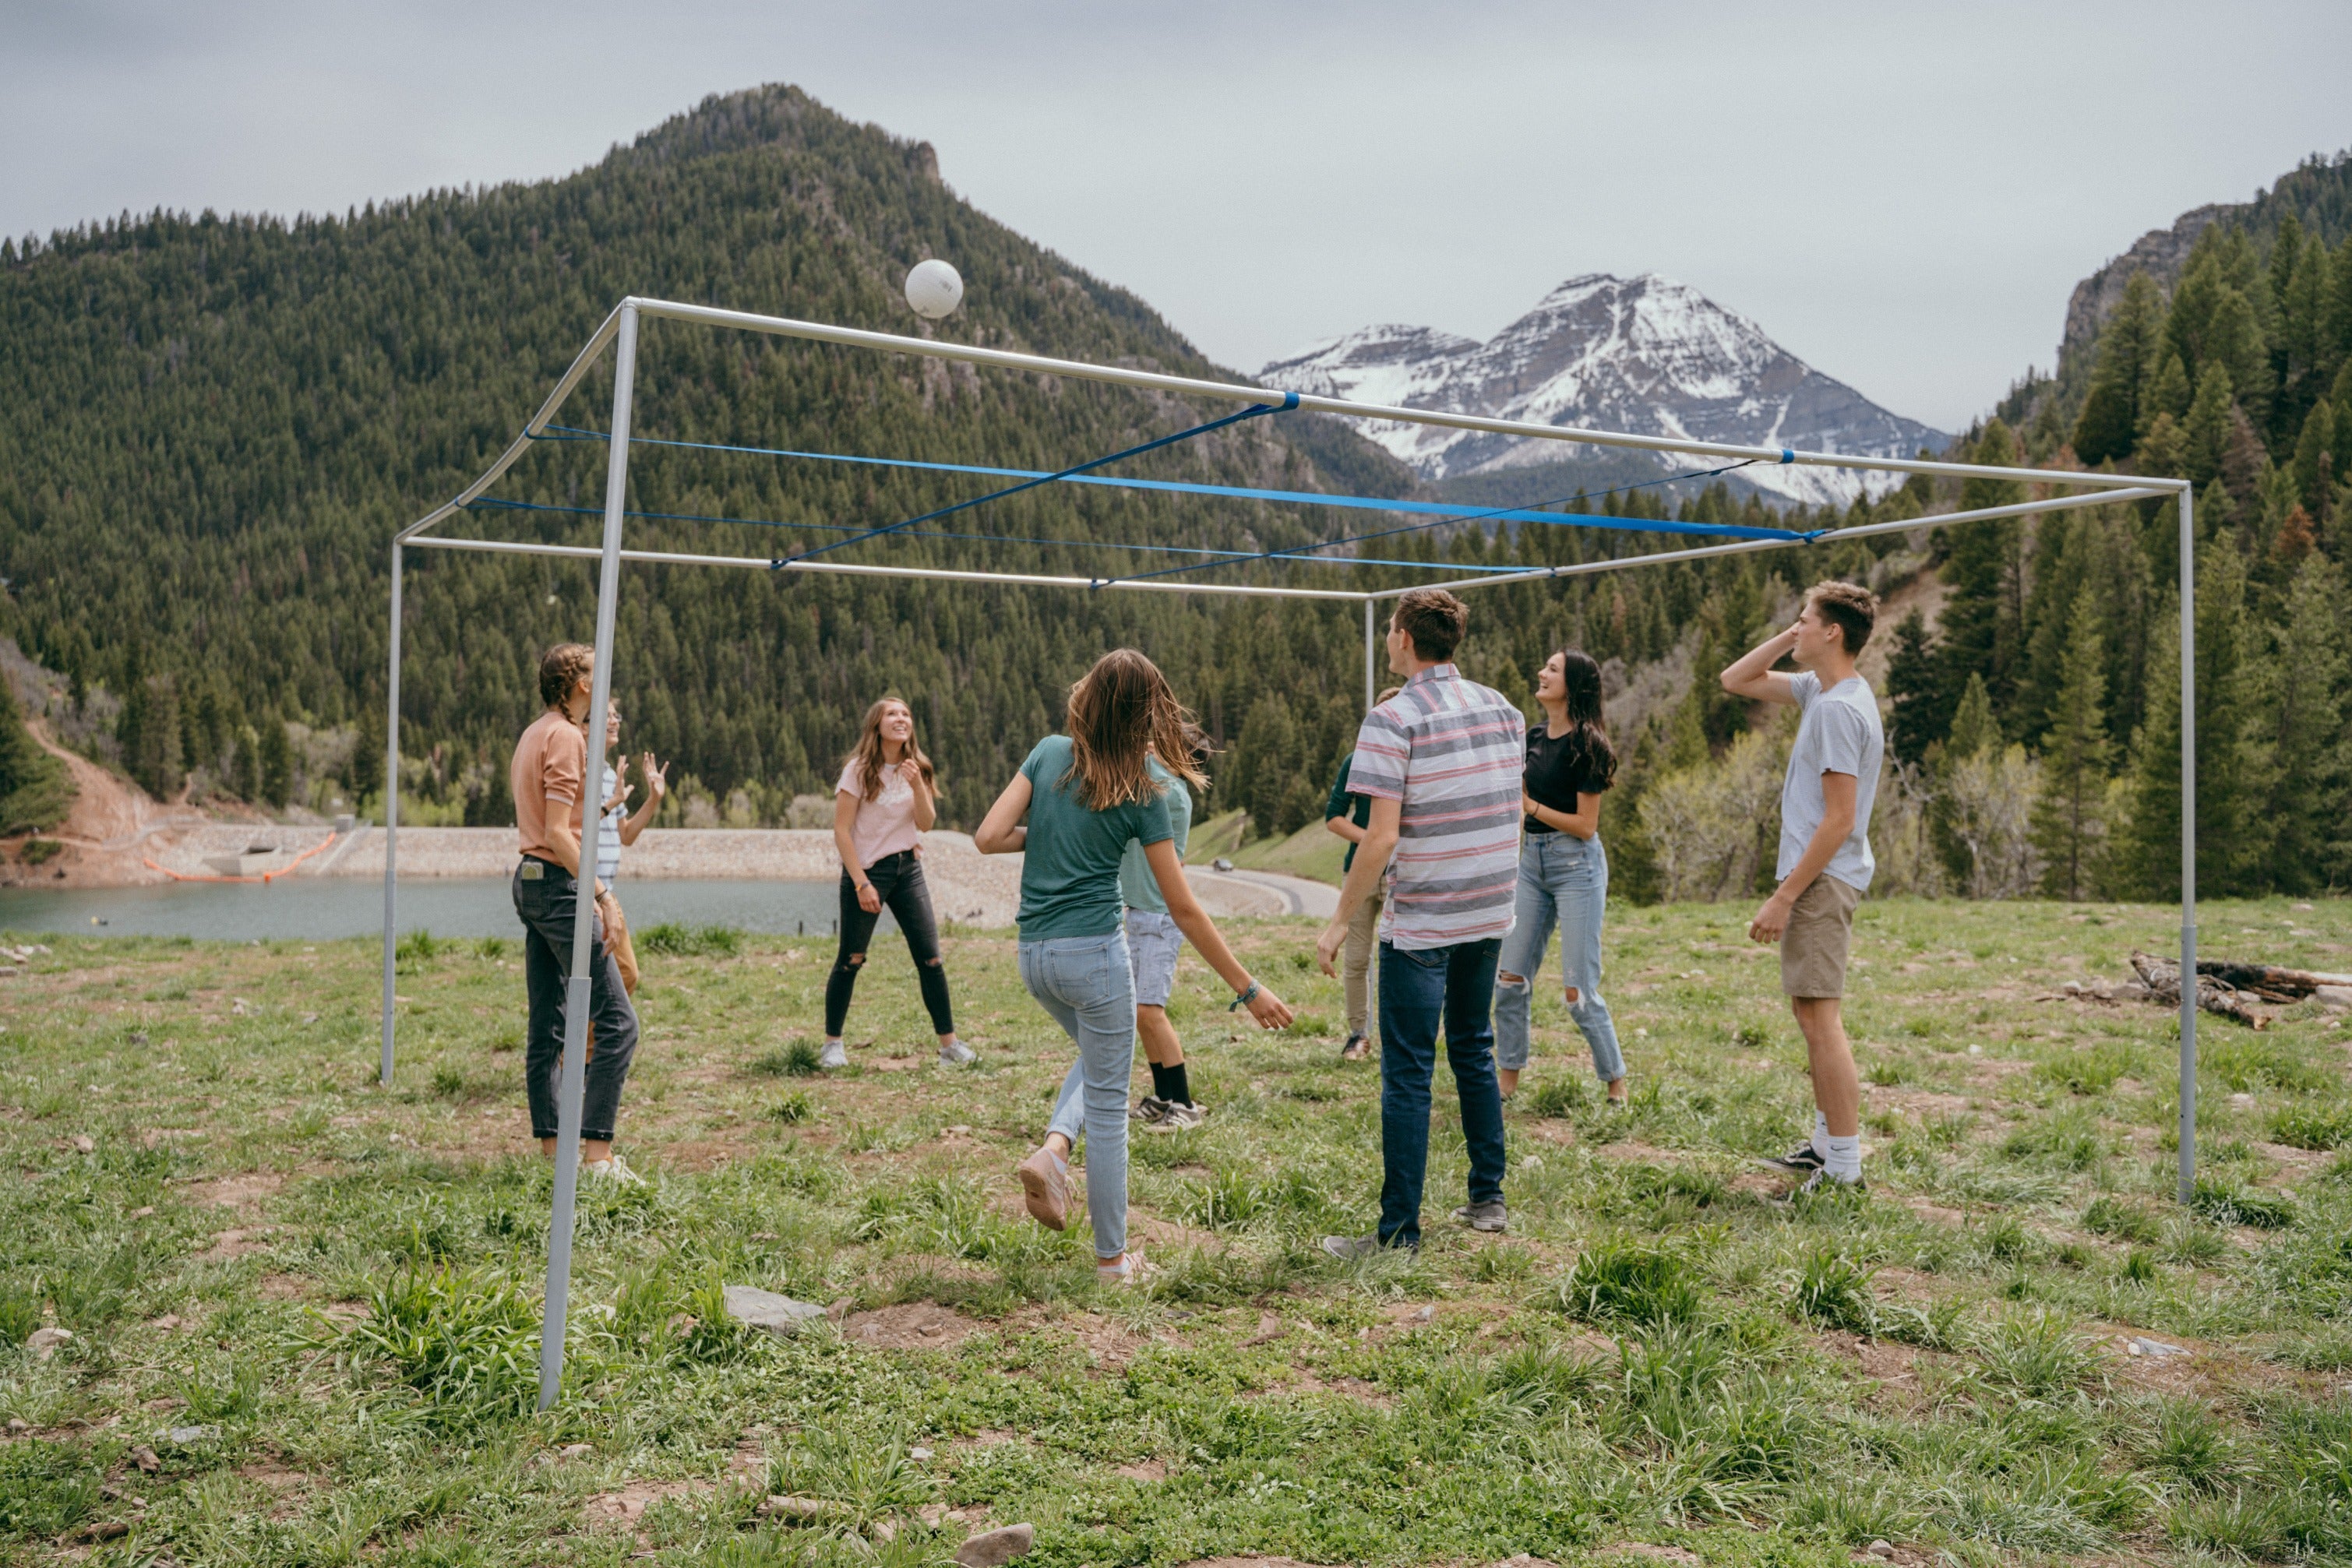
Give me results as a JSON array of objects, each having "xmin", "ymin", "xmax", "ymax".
[{"xmin": 836, "ymin": 760, "xmax": 922, "ymax": 869}]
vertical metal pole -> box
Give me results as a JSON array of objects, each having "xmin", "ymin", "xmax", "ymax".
[
  {"xmin": 539, "ymin": 301, "xmax": 640, "ymax": 1411},
  {"xmin": 380, "ymin": 544, "xmax": 403, "ymax": 1087},
  {"xmin": 2176, "ymin": 483, "xmax": 2198, "ymax": 1204},
  {"xmin": 1363, "ymin": 597, "xmax": 1377, "ymax": 711}
]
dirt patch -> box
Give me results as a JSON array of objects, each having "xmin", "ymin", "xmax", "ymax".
[
  {"xmin": 839, "ymin": 1302, "xmax": 983, "ymax": 1351},
  {"xmin": 184, "ymin": 1173, "xmax": 284, "ymax": 1216},
  {"xmin": 1281, "ymin": 1366, "xmax": 1393, "ymax": 1407},
  {"xmin": 1601, "ymin": 1547, "xmax": 1701, "ymax": 1565},
  {"xmin": 1592, "ymin": 1140, "xmax": 1681, "ymax": 1164},
  {"xmin": 256, "ymin": 1274, "xmax": 307, "ymax": 1301},
  {"xmin": 585, "ymin": 1478, "xmax": 711, "ymax": 1528},
  {"xmin": 1116, "ymin": 1460, "xmax": 1167, "ymax": 1482},
  {"xmin": 197, "ymin": 1228, "xmax": 273, "ymax": 1261},
  {"xmin": 1176, "ymin": 1559, "xmax": 1338, "ymax": 1568},
  {"xmin": 1132, "ymin": 1210, "xmax": 1223, "ymax": 1255}
]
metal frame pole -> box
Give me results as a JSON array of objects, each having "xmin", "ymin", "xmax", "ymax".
[
  {"xmin": 380, "ymin": 544, "xmax": 403, "ymax": 1087},
  {"xmin": 1363, "ymin": 597, "xmax": 1377, "ymax": 711},
  {"xmin": 538, "ymin": 301, "xmax": 640, "ymax": 1411},
  {"xmin": 2177, "ymin": 482, "xmax": 2198, "ymax": 1204}
]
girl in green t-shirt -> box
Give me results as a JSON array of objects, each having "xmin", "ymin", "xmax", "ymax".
[{"xmin": 975, "ymin": 649, "xmax": 1293, "ymax": 1285}]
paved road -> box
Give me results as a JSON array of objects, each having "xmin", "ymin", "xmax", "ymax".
[{"xmin": 1184, "ymin": 866, "xmax": 1338, "ymax": 920}]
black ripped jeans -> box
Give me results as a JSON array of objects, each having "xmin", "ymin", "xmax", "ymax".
[{"xmin": 826, "ymin": 849, "xmax": 955, "ymax": 1037}]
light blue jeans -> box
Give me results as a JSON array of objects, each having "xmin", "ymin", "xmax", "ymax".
[
  {"xmin": 1493, "ymin": 831, "xmax": 1624, "ymax": 1080},
  {"xmin": 1021, "ymin": 930, "xmax": 1136, "ymax": 1259}
]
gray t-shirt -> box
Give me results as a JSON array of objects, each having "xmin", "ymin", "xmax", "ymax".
[{"xmin": 1777, "ymin": 672, "xmax": 1882, "ymax": 892}]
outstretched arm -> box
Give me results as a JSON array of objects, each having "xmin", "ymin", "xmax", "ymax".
[
  {"xmin": 1144, "ymin": 840, "xmax": 1292, "ymax": 1029},
  {"xmin": 1720, "ymin": 622, "xmax": 1803, "ymax": 705}
]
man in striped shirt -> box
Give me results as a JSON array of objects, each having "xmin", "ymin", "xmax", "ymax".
[{"xmin": 1315, "ymin": 588, "xmax": 1523, "ymax": 1253}]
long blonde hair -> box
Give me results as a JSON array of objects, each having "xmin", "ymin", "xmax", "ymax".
[
  {"xmin": 1063, "ymin": 649, "xmax": 1207, "ymax": 810},
  {"xmin": 845, "ymin": 696, "xmax": 934, "ymax": 802}
]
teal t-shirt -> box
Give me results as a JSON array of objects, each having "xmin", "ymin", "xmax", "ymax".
[
  {"xmin": 1118, "ymin": 758, "xmax": 1193, "ymax": 913},
  {"xmin": 1016, "ymin": 735, "xmax": 1175, "ymax": 940}
]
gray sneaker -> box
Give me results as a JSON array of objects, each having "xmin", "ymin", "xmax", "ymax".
[
  {"xmin": 1451, "ymin": 1200, "xmax": 1507, "ymax": 1233},
  {"xmin": 818, "ymin": 1040, "xmax": 848, "ymax": 1070},
  {"xmin": 1321, "ymin": 1233, "xmax": 1412, "ymax": 1260},
  {"xmin": 937, "ymin": 1039, "xmax": 976, "ymax": 1067},
  {"xmin": 1146, "ymin": 1101, "xmax": 1206, "ymax": 1133},
  {"xmin": 1129, "ymin": 1096, "xmax": 1170, "ymax": 1123}
]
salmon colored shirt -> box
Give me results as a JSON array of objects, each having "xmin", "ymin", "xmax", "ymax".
[{"xmin": 513, "ymin": 708, "xmax": 587, "ymax": 865}]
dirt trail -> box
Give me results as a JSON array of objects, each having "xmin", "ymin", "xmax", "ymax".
[{"xmin": 2, "ymin": 719, "xmax": 213, "ymax": 886}]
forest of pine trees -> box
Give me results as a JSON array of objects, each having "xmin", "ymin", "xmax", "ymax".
[{"xmin": 1, "ymin": 86, "xmax": 2346, "ymax": 900}]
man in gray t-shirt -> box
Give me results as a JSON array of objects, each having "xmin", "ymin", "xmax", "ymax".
[{"xmin": 1719, "ymin": 581, "xmax": 1885, "ymax": 1194}]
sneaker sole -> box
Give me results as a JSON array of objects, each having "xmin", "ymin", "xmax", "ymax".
[
  {"xmin": 1017, "ymin": 1164, "xmax": 1070, "ymax": 1231},
  {"xmin": 1754, "ymin": 1154, "xmax": 1825, "ymax": 1175}
]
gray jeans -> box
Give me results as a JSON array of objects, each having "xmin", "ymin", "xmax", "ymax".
[
  {"xmin": 1021, "ymin": 930, "xmax": 1136, "ymax": 1260},
  {"xmin": 1493, "ymin": 831, "xmax": 1624, "ymax": 1079}
]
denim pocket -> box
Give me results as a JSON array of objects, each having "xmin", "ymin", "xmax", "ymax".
[{"xmin": 1397, "ymin": 944, "xmax": 1450, "ymax": 971}]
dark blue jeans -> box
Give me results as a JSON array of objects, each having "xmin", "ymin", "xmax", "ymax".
[
  {"xmin": 513, "ymin": 858, "xmax": 638, "ymax": 1143},
  {"xmin": 1377, "ymin": 937, "xmax": 1507, "ymax": 1248}
]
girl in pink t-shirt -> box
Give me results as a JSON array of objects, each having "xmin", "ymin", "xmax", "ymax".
[{"xmin": 822, "ymin": 697, "xmax": 970, "ymax": 1069}]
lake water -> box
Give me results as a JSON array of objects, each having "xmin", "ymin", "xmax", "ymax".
[{"xmin": 0, "ymin": 878, "xmax": 869, "ymax": 943}]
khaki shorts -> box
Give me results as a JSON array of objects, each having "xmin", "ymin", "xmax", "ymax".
[{"xmin": 1779, "ymin": 875, "xmax": 1860, "ymax": 999}]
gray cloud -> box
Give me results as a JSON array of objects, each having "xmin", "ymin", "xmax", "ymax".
[{"xmin": 4, "ymin": 0, "xmax": 2345, "ymax": 428}]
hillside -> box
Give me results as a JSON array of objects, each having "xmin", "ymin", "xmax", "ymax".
[{"xmin": 0, "ymin": 83, "xmax": 1881, "ymax": 844}]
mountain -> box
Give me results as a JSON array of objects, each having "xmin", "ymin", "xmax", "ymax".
[
  {"xmin": 2034, "ymin": 150, "xmax": 2352, "ymax": 421},
  {"xmin": 1261, "ymin": 273, "xmax": 1950, "ymax": 510}
]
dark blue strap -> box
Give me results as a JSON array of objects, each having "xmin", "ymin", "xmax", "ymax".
[{"xmin": 781, "ymin": 394, "xmax": 1298, "ymax": 565}]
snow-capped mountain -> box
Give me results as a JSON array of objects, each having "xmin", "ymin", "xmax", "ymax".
[{"xmin": 1261, "ymin": 273, "xmax": 1948, "ymax": 509}]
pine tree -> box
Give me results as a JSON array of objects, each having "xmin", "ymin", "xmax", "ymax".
[
  {"xmin": 1946, "ymin": 672, "xmax": 1998, "ymax": 760},
  {"xmin": 2031, "ymin": 604, "xmax": 2111, "ymax": 900},
  {"xmin": 2139, "ymin": 352, "xmax": 2192, "ymax": 442},
  {"xmin": 2294, "ymin": 400, "xmax": 2336, "ymax": 513},
  {"xmin": 2182, "ymin": 364, "xmax": 2237, "ymax": 487},
  {"xmin": 2265, "ymin": 555, "xmax": 2351, "ymax": 892},
  {"xmin": 1882, "ymin": 609, "xmax": 1951, "ymax": 761},
  {"xmin": 0, "ymin": 675, "xmax": 72, "ymax": 834},
  {"xmin": 259, "ymin": 717, "xmax": 294, "ymax": 810},
  {"xmin": 2073, "ymin": 273, "xmax": 2163, "ymax": 465},
  {"xmin": 1939, "ymin": 421, "xmax": 2028, "ymax": 719}
]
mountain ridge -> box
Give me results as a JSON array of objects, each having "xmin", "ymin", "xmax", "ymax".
[{"xmin": 1263, "ymin": 271, "xmax": 1949, "ymax": 509}]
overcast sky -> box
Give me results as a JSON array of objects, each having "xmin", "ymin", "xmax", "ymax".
[{"xmin": 5, "ymin": 1, "xmax": 2346, "ymax": 431}]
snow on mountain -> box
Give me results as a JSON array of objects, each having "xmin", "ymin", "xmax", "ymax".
[{"xmin": 1261, "ymin": 273, "xmax": 1948, "ymax": 509}]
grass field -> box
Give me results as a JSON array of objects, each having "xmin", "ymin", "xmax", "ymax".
[{"xmin": 5, "ymin": 896, "xmax": 2352, "ymax": 1568}]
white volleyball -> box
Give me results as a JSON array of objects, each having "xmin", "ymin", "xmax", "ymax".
[{"xmin": 904, "ymin": 259, "xmax": 964, "ymax": 319}]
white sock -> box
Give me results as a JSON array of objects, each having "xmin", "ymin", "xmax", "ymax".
[
  {"xmin": 1811, "ymin": 1110, "xmax": 1829, "ymax": 1158},
  {"xmin": 1823, "ymin": 1133, "xmax": 1862, "ymax": 1182}
]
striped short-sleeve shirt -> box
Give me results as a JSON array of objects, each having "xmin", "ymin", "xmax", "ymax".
[{"xmin": 1345, "ymin": 664, "xmax": 1525, "ymax": 950}]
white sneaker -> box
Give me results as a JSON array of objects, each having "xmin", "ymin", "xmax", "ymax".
[
  {"xmin": 1144, "ymin": 1101, "xmax": 1206, "ymax": 1133},
  {"xmin": 586, "ymin": 1152, "xmax": 646, "ymax": 1186},
  {"xmin": 819, "ymin": 1040, "xmax": 848, "ymax": 1070},
  {"xmin": 937, "ymin": 1039, "xmax": 976, "ymax": 1066}
]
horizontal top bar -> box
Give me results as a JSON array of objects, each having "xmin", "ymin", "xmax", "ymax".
[{"xmin": 628, "ymin": 297, "xmax": 2183, "ymax": 495}]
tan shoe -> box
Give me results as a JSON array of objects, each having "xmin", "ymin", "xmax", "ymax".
[{"xmin": 1017, "ymin": 1146, "xmax": 1073, "ymax": 1231}]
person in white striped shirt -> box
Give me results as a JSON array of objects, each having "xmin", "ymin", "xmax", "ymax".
[{"xmin": 1314, "ymin": 588, "xmax": 1524, "ymax": 1254}]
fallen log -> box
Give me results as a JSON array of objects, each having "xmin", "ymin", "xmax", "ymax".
[
  {"xmin": 2196, "ymin": 960, "xmax": 2352, "ymax": 1002},
  {"xmin": 2131, "ymin": 951, "xmax": 2273, "ymax": 1029}
]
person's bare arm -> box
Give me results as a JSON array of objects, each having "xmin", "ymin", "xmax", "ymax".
[
  {"xmin": 1748, "ymin": 771, "xmax": 1857, "ymax": 943},
  {"xmin": 1522, "ymin": 791, "xmax": 1599, "ymax": 840},
  {"xmin": 1325, "ymin": 812, "xmax": 1368, "ymax": 846},
  {"xmin": 618, "ymin": 754, "xmax": 665, "ymax": 847},
  {"xmin": 1144, "ymin": 840, "xmax": 1292, "ymax": 1029},
  {"xmin": 902, "ymin": 759, "xmax": 937, "ymax": 833},
  {"xmin": 1316, "ymin": 795, "xmax": 1399, "ymax": 974},
  {"xmin": 1719, "ymin": 622, "xmax": 1804, "ymax": 705},
  {"xmin": 973, "ymin": 773, "xmax": 1032, "ymax": 854},
  {"xmin": 833, "ymin": 791, "xmax": 882, "ymax": 914}
]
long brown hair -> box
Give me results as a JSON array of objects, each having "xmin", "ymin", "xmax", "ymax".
[
  {"xmin": 1549, "ymin": 649, "xmax": 1617, "ymax": 791},
  {"xmin": 1063, "ymin": 649, "xmax": 1207, "ymax": 809},
  {"xmin": 845, "ymin": 696, "xmax": 934, "ymax": 802}
]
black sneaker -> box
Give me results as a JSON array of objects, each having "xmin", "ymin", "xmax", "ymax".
[
  {"xmin": 1339, "ymin": 1033, "xmax": 1371, "ymax": 1062},
  {"xmin": 1793, "ymin": 1168, "xmax": 1867, "ymax": 1198},
  {"xmin": 1756, "ymin": 1143, "xmax": 1825, "ymax": 1175},
  {"xmin": 1129, "ymin": 1096, "xmax": 1170, "ymax": 1124}
]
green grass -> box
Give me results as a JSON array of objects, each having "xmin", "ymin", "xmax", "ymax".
[{"xmin": 2, "ymin": 894, "xmax": 2350, "ymax": 1565}]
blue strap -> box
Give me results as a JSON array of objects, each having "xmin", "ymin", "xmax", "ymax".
[
  {"xmin": 532, "ymin": 422, "xmax": 1803, "ymax": 543},
  {"xmin": 781, "ymin": 396, "xmax": 1297, "ymax": 565},
  {"xmin": 458, "ymin": 495, "xmax": 1543, "ymax": 576},
  {"xmin": 1096, "ymin": 459, "xmax": 1768, "ymax": 588}
]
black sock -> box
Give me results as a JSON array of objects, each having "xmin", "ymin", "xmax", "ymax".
[
  {"xmin": 1162, "ymin": 1062, "xmax": 1192, "ymax": 1107},
  {"xmin": 1148, "ymin": 1061, "xmax": 1174, "ymax": 1102}
]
